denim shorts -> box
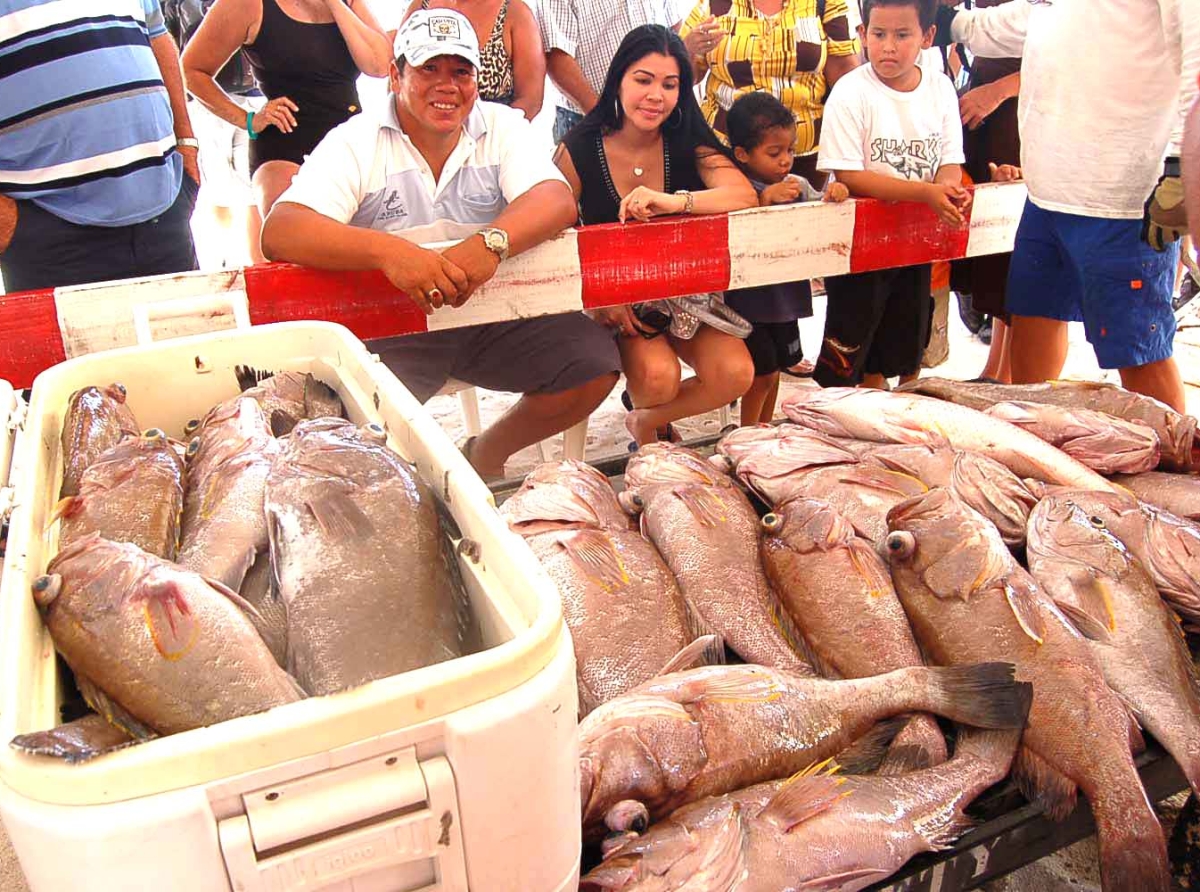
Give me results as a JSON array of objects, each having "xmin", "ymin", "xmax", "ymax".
[{"xmin": 1006, "ymin": 200, "xmax": 1178, "ymax": 369}]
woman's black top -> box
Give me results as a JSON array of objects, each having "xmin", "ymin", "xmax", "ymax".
[
  {"xmin": 562, "ymin": 126, "xmax": 708, "ymax": 226},
  {"xmin": 243, "ymin": 0, "xmax": 362, "ymax": 171}
]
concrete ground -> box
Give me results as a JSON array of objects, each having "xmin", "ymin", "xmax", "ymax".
[{"xmin": 1, "ymin": 293, "xmax": 1197, "ymax": 890}]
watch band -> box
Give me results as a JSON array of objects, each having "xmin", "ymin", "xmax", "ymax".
[{"xmin": 176, "ymin": 137, "xmax": 200, "ymax": 150}]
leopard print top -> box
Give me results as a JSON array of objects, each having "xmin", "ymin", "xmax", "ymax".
[{"xmin": 420, "ymin": 0, "xmax": 514, "ymax": 105}]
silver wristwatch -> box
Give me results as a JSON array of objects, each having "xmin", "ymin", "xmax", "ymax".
[{"xmin": 478, "ymin": 227, "xmax": 510, "ymax": 261}]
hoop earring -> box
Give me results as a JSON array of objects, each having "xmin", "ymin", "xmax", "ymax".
[
  {"xmin": 614, "ymin": 97, "xmax": 622, "ymax": 120},
  {"xmin": 667, "ymin": 106, "xmax": 683, "ymax": 130}
]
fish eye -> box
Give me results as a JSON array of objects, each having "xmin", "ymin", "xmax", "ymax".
[
  {"xmin": 142, "ymin": 428, "xmax": 165, "ymax": 441},
  {"xmin": 1089, "ymin": 516, "xmax": 1105, "ymax": 528},
  {"xmin": 113, "ymin": 383, "xmax": 127, "ymax": 396},
  {"xmin": 186, "ymin": 439, "xmax": 201, "ymax": 459}
]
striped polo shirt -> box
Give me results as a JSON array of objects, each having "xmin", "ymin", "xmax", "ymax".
[{"xmin": 0, "ymin": 0, "xmax": 183, "ymax": 226}]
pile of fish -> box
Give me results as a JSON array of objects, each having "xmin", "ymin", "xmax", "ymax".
[
  {"xmin": 13, "ymin": 369, "xmax": 473, "ymax": 763},
  {"xmin": 504, "ymin": 381, "xmax": 1200, "ymax": 891}
]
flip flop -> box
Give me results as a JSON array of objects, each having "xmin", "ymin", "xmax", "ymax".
[{"xmin": 782, "ymin": 358, "xmax": 815, "ymax": 378}]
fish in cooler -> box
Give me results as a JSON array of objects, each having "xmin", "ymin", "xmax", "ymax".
[
  {"xmin": 55, "ymin": 428, "xmax": 184, "ymax": 559},
  {"xmin": 60, "ymin": 383, "xmax": 139, "ymax": 497},
  {"xmin": 266, "ymin": 418, "xmax": 469, "ymax": 696}
]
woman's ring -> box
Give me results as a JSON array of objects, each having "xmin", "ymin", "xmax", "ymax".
[{"xmin": 427, "ymin": 288, "xmax": 443, "ymax": 304}]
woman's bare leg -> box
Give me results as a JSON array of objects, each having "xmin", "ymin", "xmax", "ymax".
[
  {"xmin": 252, "ymin": 160, "xmax": 301, "ymax": 225},
  {"xmin": 626, "ymin": 327, "xmax": 754, "ymax": 445},
  {"xmin": 618, "ymin": 334, "xmax": 682, "ymax": 408}
]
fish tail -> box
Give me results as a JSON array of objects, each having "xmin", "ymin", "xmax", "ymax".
[
  {"xmin": 1090, "ymin": 784, "xmax": 1171, "ymax": 892},
  {"xmin": 909, "ymin": 663, "xmax": 1033, "ymax": 730},
  {"xmin": 878, "ymin": 714, "xmax": 948, "ymax": 775}
]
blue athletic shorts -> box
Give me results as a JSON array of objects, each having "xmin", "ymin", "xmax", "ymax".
[{"xmin": 1005, "ymin": 200, "xmax": 1179, "ymax": 369}]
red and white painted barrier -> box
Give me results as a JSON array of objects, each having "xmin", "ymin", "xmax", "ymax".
[{"xmin": 0, "ymin": 182, "xmax": 1026, "ymax": 388}]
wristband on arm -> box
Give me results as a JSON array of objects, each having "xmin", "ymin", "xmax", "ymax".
[{"xmin": 247, "ymin": 110, "xmax": 258, "ymax": 141}]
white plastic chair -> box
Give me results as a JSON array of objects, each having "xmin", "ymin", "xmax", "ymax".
[{"xmin": 438, "ymin": 381, "xmax": 588, "ymax": 462}]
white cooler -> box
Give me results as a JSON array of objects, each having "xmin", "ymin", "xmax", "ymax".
[{"xmin": 0, "ymin": 322, "xmax": 581, "ymax": 892}]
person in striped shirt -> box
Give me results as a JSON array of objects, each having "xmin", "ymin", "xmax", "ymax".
[{"xmin": 0, "ymin": 0, "xmax": 200, "ymax": 293}]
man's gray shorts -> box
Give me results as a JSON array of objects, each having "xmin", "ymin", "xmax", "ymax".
[{"xmin": 368, "ymin": 313, "xmax": 620, "ymax": 404}]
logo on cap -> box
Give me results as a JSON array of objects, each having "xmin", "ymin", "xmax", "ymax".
[{"xmin": 429, "ymin": 16, "xmax": 462, "ymax": 39}]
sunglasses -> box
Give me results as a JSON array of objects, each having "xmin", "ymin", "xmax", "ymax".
[{"xmin": 632, "ymin": 304, "xmax": 672, "ymax": 339}]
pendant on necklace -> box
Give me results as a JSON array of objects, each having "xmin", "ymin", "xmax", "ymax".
[{"xmin": 633, "ymin": 166, "xmax": 644, "ymax": 177}]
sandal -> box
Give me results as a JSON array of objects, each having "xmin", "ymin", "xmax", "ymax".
[
  {"xmin": 622, "ymin": 390, "xmax": 679, "ymax": 450},
  {"xmin": 782, "ymin": 358, "xmax": 815, "ymax": 378}
]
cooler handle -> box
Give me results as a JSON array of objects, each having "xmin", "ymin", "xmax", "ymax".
[
  {"xmin": 132, "ymin": 291, "xmax": 251, "ymax": 347},
  {"xmin": 218, "ymin": 751, "xmax": 468, "ymax": 891}
]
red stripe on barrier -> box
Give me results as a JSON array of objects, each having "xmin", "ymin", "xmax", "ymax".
[
  {"xmin": 0, "ymin": 289, "xmax": 66, "ymax": 388},
  {"xmin": 577, "ymin": 215, "xmax": 731, "ymax": 309},
  {"xmin": 243, "ymin": 264, "xmax": 429, "ymax": 340},
  {"xmin": 849, "ymin": 195, "xmax": 974, "ymax": 274}
]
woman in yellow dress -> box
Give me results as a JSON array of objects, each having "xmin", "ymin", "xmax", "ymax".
[{"xmin": 680, "ymin": 0, "xmax": 860, "ymax": 185}]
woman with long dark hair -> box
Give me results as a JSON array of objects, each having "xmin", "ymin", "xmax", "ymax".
[{"xmin": 554, "ymin": 24, "xmax": 758, "ymax": 447}]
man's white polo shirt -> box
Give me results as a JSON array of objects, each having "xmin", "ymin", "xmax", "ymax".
[{"xmin": 278, "ymin": 98, "xmax": 567, "ymax": 245}]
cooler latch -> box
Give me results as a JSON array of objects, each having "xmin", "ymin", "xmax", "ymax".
[{"xmin": 217, "ymin": 747, "xmax": 467, "ymax": 891}]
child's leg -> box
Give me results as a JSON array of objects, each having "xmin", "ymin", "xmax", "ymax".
[
  {"xmin": 741, "ymin": 372, "xmax": 781, "ymax": 425},
  {"xmin": 864, "ymin": 264, "xmax": 932, "ymax": 387},
  {"xmin": 812, "ymin": 272, "xmax": 888, "ymax": 388}
]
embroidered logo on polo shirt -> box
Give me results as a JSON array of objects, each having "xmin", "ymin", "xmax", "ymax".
[{"xmin": 379, "ymin": 189, "xmax": 408, "ymax": 221}]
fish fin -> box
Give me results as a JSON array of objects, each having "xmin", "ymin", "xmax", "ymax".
[
  {"xmin": 837, "ymin": 467, "xmax": 929, "ymax": 498},
  {"xmin": 1013, "ymin": 745, "xmax": 1078, "ymax": 821},
  {"xmin": 48, "ymin": 496, "xmax": 82, "ymax": 525},
  {"xmin": 658, "ymin": 635, "xmax": 726, "ymax": 675},
  {"xmin": 835, "ymin": 717, "xmax": 905, "ymax": 775},
  {"xmin": 303, "ymin": 373, "xmax": 344, "ymax": 419},
  {"xmin": 677, "ymin": 666, "xmax": 784, "ymax": 706},
  {"xmin": 672, "ymin": 485, "xmax": 729, "ymax": 528},
  {"xmin": 1003, "ymin": 579, "xmax": 1047, "ymax": 645},
  {"xmin": 270, "ymin": 409, "xmax": 299, "ymax": 437},
  {"xmin": 74, "ymin": 676, "xmax": 157, "ymax": 741},
  {"xmin": 926, "ymin": 813, "xmax": 977, "ymax": 851},
  {"xmin": 796, "ymin": 869, "xmax": 893, "ymax": 891},
  {"xmin": 9, "ymin": 715, "xmax": 144, "ymax": 764},
  {"xmin": 235, "ymin": 364, "xmax": 273, "ymax": 392},
  {"xmin": 1054, "ymin": 598, "xmax": 1114, "ymax": 644},
  {"xmin": 559, "ymin": 529, "xmax": 629, "ymax": 591},
  {"xmin": 205, "ymin": 574, "xmax": 268, "ymax": 626},
  {"xmin": 760, "ymin": 760, "xmax": 849, "ymax": 833},
  {"xmin": 846, "ymin": 539, "xmax": 895, "ymax": 600},
  {"xmin": 879, "ymin": 740, "xmax": 937, "ymax": 776},
  {"xmin": 921, "ymin": 535, "xmax": 1007, "ymax": 602},
  {"xmin": 305, "ymin": 489, "xmax": 374, "ymax": 538},
  {"xmin": 136, "ymin": 578, "xmax": 198, "ymax": 661}
]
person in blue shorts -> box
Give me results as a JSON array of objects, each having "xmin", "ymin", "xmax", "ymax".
[{"xmin": 939, "ymin": 0, "xmax": 1196, "ymax": 412}]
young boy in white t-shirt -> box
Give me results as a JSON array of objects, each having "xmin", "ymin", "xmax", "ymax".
[{"xmin": 813, "ymin": 0, "xmax": 969, "ymax": 390}]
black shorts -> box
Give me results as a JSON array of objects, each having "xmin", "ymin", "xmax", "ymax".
[
  {"xmin": 951, "ymin": 251, "xmax": 1011, "ymax": 321},
  {"xmin": 745, "ymin": 321, "xmax": 803, "ymax": 376},
  {"xmin": 368, "ymin": 313, "xmax": 621, "ymax": 403},
  {"xmin": 249, "ymin": 106, "xmax": 359, "ymax": 174},
  {"xmin": 813, "ymin": 264, "xmax": 932, "ymax": 386}
]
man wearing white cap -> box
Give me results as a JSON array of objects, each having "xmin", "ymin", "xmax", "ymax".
[{"xmin": 262, "ymin": 9, "xmax": 619, "ymax": 479}]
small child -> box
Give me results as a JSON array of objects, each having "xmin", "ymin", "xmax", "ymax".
[
  {"xmin": 724, "ymin": 92, "xmax": 850, "ymax": 426},
  {"xmin": 814, "ymin": 0, "xmax": 970, "ymax": 390}
]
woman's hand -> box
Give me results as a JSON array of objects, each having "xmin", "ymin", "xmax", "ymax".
[
  {"xmin": 252, "ymin": 96, "xmax": 300, "ymax": 134},
  {"xmin": 683, "ymin": 16, "xmax": 725, "ymax": 58},
  {"xmin": 619, "ymin": 186, "xmax": 685, "ymax": 223},
  {"xmin": 588, "ymin": 305, "xmax": 642, "ymax": 338}
]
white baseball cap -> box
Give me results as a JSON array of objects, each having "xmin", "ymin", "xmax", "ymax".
[{"xmin": 394, "ymin": 9, "xmax": 481, "ymax": 70}]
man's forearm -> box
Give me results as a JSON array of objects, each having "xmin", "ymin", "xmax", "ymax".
[
  {"xmin": 833, "ymin": 170, "xmax": 932, "ymax": 203},
  {"xmin": 546, "ymin": 49, "xmax": 598, "ymax": 112},
  {"xmin": 262, "ymin": 203, "xmax": 405, "ymax": 269},
  {"xmin": 1185, "ymin": 97, "xmax": 1200, "ymax": 242},
  {"xmin": 150, "ymin": 34, "xmax": 194, "ymax": 139},
  {"xmin": 489, "ymin": 181, "xmax": 577, "ymax": 256},
  {"xmin": 943, "ymin": 2, "xmax": 1029, "ymax": 59}
]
